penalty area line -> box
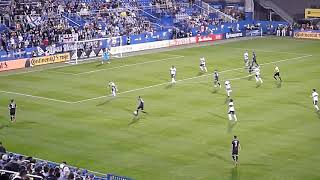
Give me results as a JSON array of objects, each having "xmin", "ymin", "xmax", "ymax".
[
  {"xmin": 73, "ymin": 54, "xmax": 312, "ymax": 104},
  {"xmin": 0, "ymin": 90, "xmax": 73, "ymax": 104},
  {"xmin": 72, "ymin": 55, "xmax": 185, "ymax": 76}
]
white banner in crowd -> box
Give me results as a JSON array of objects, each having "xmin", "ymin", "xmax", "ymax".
[{"xmin": 110, "ymin": 37, "xmax": 197, "ymax": 55}]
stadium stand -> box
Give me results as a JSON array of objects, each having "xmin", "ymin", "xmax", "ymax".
[{"xmin": 0, "ymin": 148, "xmax": 132, "ymax": 180}]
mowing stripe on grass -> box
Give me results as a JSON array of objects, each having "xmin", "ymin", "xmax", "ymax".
[
  {"xmin": 72, "ymin": 55, "xmax": 185, "ymax": 76},
  {"xmin": 227, "ymin": 47, "xmax": 311, "ymax": 56},
  {"xmin": 0, "ymin": 90, "xmax": 73, "ymax": 104},
  {"xmin": 73, "ymin": 54, "xmax": 312, "ymax": 104},
  {"xmin": 0, "ymin": 54, "xmax": 312, "ymax": 104}
]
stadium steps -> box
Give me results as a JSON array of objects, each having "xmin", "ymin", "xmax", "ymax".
[{"xmin": 254, "ymin": 0, "xmax": 293, "ymax": 24}]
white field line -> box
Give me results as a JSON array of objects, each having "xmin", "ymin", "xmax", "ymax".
[
  {"xmin": 180, "ymin": 75, "xmax": 252, "ymax": 84},
  {"xmin": 0, "ymin": 54, "xmax": 312, "ymax": 104},
  {"xmin": 0, "ymin": 63, "xmax": 74, "ymax": 77},
  {"xmin": 227, "ymin": 47, "xmax": 311, "ymax": 56},
  {"xmin": 72, "ymin": 54, "xmax": 312, "ymax": 104},
  {"xmin": 72, "ymin": 55, "xmax": 185, "ymax": 76},
  {"xmin": 0, "ymin": 90, "xmax": 73, "ymax": 104}
]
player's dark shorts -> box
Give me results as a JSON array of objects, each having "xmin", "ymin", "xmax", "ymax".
[
  {"xmin": 137, "ymin": 104, "xmax": 144, "ymax": 110},
  {"xmin": 274, "ymin": 72, "xmax": 280, "ymax": 77},
  {"xmin": 314, "ymin": 100, "xmax": 318, "ymax": 105},
  {"xmin": 10, "ymin": 109, "xmax": 16, "ymax": 116},
  {"xmin": 228, "ymin": 111, "xmax": 235, "ymax": 115},
  {"xmin": 232, "ymin": 149, "xmax": 239, "ymax": 156},
  {"xmin": 200, "ymin": 64, "xmax": 205, "ymax": 67},
  {"xmin": 171, "ymin": 74, "xmax": 176, "ymax": 78}
]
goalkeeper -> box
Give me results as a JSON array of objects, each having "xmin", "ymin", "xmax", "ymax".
[{"xmin": 102, "ymin": 49, "xmax": 110, "ymax": 64}]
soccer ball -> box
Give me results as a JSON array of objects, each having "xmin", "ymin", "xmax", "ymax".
[{"xmin": 133, "ymin": 111, "xmax": 138, "ymax": 116}]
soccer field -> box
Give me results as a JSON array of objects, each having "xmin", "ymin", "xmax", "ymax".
[{"xmin": 0, "ymin": 37, "xmax": 320, "ymax": 180}]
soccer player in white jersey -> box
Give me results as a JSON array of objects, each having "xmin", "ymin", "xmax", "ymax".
[
  {"xmin": 170, "ymin": 65, "xmax": 177, "ymax": 83},
  {"xmin": 273, "ymin": 66, "xmax": 282, "ymax": 81},
  {"xmin": 254, "ymin": 66, "xmax": 263, "ymax": 84},
  {"xmin": 244, "ymin": 51, "xmax": 249, "ymax": 66},
  {"xmin": 225, "ymin": 80, "xmax": 232, "ymax": 98},
  {"xmin": 311, "ymin": 89, "xmax": 319, "ymax": 111},
  {"xmin": 199, "ymin": 57, "xmax": 208, "ymax": 73},
  {"xmin": 228, "ymin": 99, "xmax": 238, "ymax": 121},
  {"xmin": 108, "ymin": 81, "xmax": 118, "ymax": 97}
]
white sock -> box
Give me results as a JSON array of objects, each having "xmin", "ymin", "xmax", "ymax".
[
  {"xmin": 233, "ymin": 115, "xmax": 238, "ymax": 121},
  {"xmin": 228, "ymin": 114, "xmax": 232, "ymax": 120},
  {"xmin": 204, "ymin": 67, "xmax": 208, "ymax": 72},
  {"xmin": 260, "ymin": 78, "xmax": 263, "ymax": 83},
  {"xmin": 315, "ymin": 105, "xmax": 319, "ymax": 111},
  {"xmin": 112, "ymin": 92, "xmax": 116, "ymax": 97},
  {"xmin": 227, "ymin": 91, "xmax": 230, "ymax": 97}
]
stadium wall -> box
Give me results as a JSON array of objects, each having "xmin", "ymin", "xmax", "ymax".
[
  {"xmin": 0, "ymin": 21, "xmax": 289, "ymax": 72},
  {"xmin": 294, "ymin": 30, "xmax": 320, "ymax": 40}
]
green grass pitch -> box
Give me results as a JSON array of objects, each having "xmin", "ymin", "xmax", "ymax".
[{"xmin": 0, "ymin": 37, "xmax": 320, "ymax": 180}]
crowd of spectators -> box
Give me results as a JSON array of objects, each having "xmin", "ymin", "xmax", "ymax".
[
  {"xmin": 0, "ymin": 0, "xmax": 246, "ymax": 54},
  {"xmin": 222, "ymin": 6, "xmax": 244, "ymax": 21},
  {"xmin": 0, "ymin": 0, "xmax": 153, "ymax": 53},
  {"xmin": 0, "ymin": 142, "xmax": 100, "ymax": 180}
]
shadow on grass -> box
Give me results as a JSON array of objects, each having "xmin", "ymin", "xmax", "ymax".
[
  {"xmin": 96, "ymin": 63, "xmax": 103, "ymax": 67},
  {"xmin": 248, "ymin": 75, "xmax": 253, "ymax": 81},
  {"xmin": 276, "ymin": 81, "xmax": 282, "ymax": 88},
  {"xmin": 165, "ymin": 83, "xmax": 175, "ymax": 89},
  {"xmin": 196, "ymin": 72, "xmax": 204, "ymax": 76},
  {"xmin": 256, "ymin": 83, "xmax": 261, "ymax": 88},
  {"xmin": 317, "ymin": 111, "xmax": 320, "ymax": 119},
  {"xmin": 128, "ymin": 116, "xmax": 141, "ymax": 126},
  {"xmin": 227, "ymin": 121, "xmax": 237, "ymax": 133},
  {"xmin": 230, "ymin": 166, "xmax": 239, "ymax": 180},
  {"xmin": 96, "ymin": 97, "xmax": 115, "ymax": 106},
  {"xmin": 0, "ymin": 124, "xmax": 9, "ymax": 129},
  {"xmin": 212, "ymin": 89, "xmax": 218, "ymax": 94},
  {"xmin": 207, "ymin": 152, "xmax": 230, "ymax": 163},
  {"xmin": 208, "ymin": 112, "xmax": 225, "ymax": 120},
  {"xmin": 225, "ymin": 97, "xmax": 230, "ymax": 104}
]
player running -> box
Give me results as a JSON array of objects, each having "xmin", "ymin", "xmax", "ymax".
[
  {"xmin": 254, "ymin": 66, "xmax": 263, "ymax": 84},
  {"xmin": 252, "ymin": 51, "xmax": 258, "ymax": 66},
  {"xmin": 225, "ymin": 80, "xmax": 232, "ymax": 98},
  {"xmin": 8, "ymin": 99, "xmax": 17, "ymax": 122},
  {"xmin": 170, "ymin": 65, "xmax": 177, "ymax": 83},
  {"xmin": 311, "ymin": 89, "xmax": 319, "ymax": 111},
  {"xmin": 199, "ymin": 57, "xmax": 208, "ymax": 73},
  {"xmin": 231, "ymin": 135, "xmax": 241, "ymax": 165},
  {"xmin": 213, "ymin": 70, "xmax": 221, "ymax": 88},
  {"xmin": 228, "ymin": 99, "xmax": 238, "ymax": 121},
  {"xmin": 273, "ymin": 66, "xmax": 282, "ymax": 81},
  {"xmin": 244, "ymin": 50, "xmax": 249, "ymax": 67},
  {"xmin": 108, "ymin": 81, "xmax": 118, "ymax": 97},
  {"xmin": 134, "ymin": 96, "xmax": 147, "ymax": 116}
]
